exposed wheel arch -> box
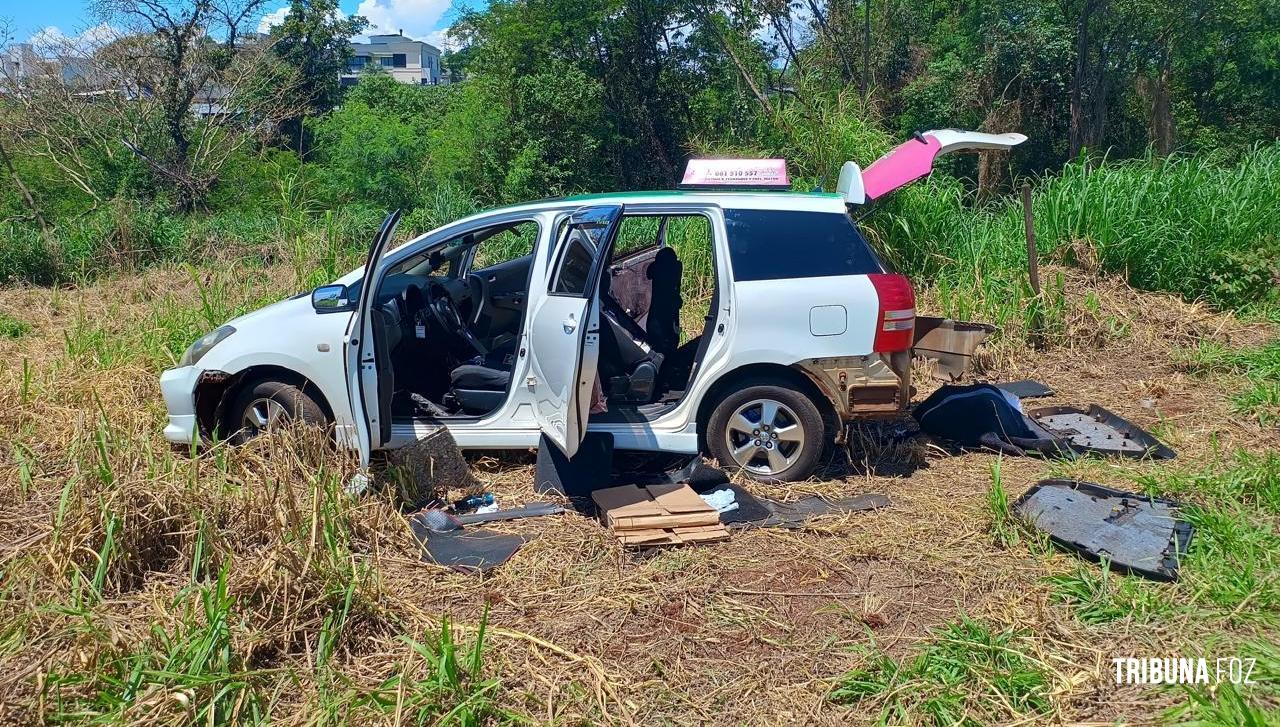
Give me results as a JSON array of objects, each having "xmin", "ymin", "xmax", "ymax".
[
  {"xmin": 696, "ymin": 363, "xmax": 839, "ymax": 451},
  {"xmin": 194, "ymin": 365, "xmax": 335, "ymax": 441}
]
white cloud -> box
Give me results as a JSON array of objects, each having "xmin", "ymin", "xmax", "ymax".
[
  {"xmin": 258, "ymin": 5, "xmax": 352, "ymax": 34},
  {"xmin": 257, "ymin": 7, "xmax": 292, "ymax": 34},
  {"xmin": 420, "ymin": 26, "xmax": 457, "ymax": 52},
  {"xmin": 27, "ymin": 23, "xmax": 119, "ymax": 54},
  {"xmin": 354, "ymin": 0, "xmax": 451, "ymax": 43}
]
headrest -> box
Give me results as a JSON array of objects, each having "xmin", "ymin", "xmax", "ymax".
[
  {"xmin": 403, "ymin": 283, "xmax": 424, "ymax": 311},
  {"xmin": 648, "ymin": 247, "xmax": 681, "ymax": 280}
]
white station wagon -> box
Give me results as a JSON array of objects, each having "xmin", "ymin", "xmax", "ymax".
[{"xmin": 161, "ymin": 129, "xmax": 1024, "ymax": 481}]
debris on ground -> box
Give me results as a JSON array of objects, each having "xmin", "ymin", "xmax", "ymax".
[
  {"xmin": 914, "ymin": 383, "xmax": 1066, "ymax": 456},
  {"xmin": 1013, "ymin": 479, "xmax": 1193, "ymax": 581},
  {"xmin": 592, "ymin": 483, "xmax": 729, "ymax": 547},
  {"xmin": 699, "ymin": 488, "xmax": 739, "ymax": 513},
  {"xmin": 452, "ymin": 492, "xmax": 496, "ymax": 512},
  {"xmin": 407, "ymin": 509, "xmax": 526, "ymax": 574},
  {"xmin": 704, "ymin": 483, "xmax": 771, "ymax": 523},
  {"xmin": 912, "ymin": 317, "xmax": 997, "ymax": 381},
  {"xmin": 1029, "ymin": 405, "xmax": 1177, "ymax": 459},
  {"xmin": 731, "ymin": 492, "xmax": 891, "ymax": 530},
  {"xmin": 915, "ymin": 384, "xmax": 1175, "ymax": 460},
  {"xmin": 995, "ymin": 379, "xmax": 1055, "ymax": 399},
  {"xmin": 387, "ymin": 428, "xmax": 478, "ymax": 505},
  {"xmin": 455, "ymin": 502, "xmax": 565, "ymax": 525}
]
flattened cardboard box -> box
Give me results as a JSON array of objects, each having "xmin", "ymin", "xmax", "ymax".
[
  {"xmin": 592, "ymin": 484, "xmax": 728, "ymax": 547},
  {"xmin": 617, "ymin": 527, "xmax": 729, "ymax": 547}
]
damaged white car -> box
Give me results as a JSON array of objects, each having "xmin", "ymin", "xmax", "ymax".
[{"xmin": 160, "ymin": 129, "xmax": 1024, "ymax": 481}]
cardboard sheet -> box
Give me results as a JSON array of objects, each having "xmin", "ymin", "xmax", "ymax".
[{"xmin": 592, "ymin": 483, "xmax": 728, "ymax": 547}]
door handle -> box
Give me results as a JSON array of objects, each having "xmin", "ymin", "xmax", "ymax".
[{"xmin": 562, "ymin": 314, "xmax": 578, "ymax": 333}]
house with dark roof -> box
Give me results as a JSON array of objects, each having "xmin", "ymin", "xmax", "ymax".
[{"xmin": 342, "ymin": 32, "xmax": 442, "ymax": 87}]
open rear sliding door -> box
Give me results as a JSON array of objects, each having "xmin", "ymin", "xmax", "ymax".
[{"xmin": 526, "ymin": 205, "xmax": 624, "ymax": 458}]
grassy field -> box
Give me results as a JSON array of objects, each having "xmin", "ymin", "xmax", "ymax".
[{"xmin": 1, "ymin": 247, "xmax": 1277, "ymax": 723}]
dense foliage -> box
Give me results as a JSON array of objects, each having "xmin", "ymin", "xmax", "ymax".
[{"xmin": 1, "ymin": 0, "xmax": 1278, "ymax": 312}]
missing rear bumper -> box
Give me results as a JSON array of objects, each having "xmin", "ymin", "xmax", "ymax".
[{"xmin": 795, "ymin": 351, "xmax": 911, "ymax": 421}]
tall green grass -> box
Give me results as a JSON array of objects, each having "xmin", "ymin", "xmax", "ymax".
[
  {"xmin": 869, "ymin": 145, "xmax": 1280, "ymax": 320},
  {"xmin": 1038, "ymin": 148, "xmax": 1280, "ymax": 308},
  {"xmin": 831, "ymin": 616, "xmax": 1053, "ymax": 725},
  {"xmin": 0, "ymin": 201, "xmax": 385, "ymax": 287},
  {"xmin": 4, "ymin": 145, "xmax": 1277, "ymax": 334}
]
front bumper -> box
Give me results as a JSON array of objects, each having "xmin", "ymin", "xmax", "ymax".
[{"xmin": 160, "ymin": 365, "xmax": 201, "ymax": 445}]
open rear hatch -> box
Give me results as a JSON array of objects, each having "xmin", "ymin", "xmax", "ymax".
[
  {"xmin": 837, "ymin": 129, "xmax": 1027, "ymax": 205},
  {"xmin": 834, "ymin": 129, "xmax": 1025, "ymax": 382}
]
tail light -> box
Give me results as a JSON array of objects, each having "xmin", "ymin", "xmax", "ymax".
[{"xmin": 868, "ymin": 273, "xmax": 915, "ymax": 352}]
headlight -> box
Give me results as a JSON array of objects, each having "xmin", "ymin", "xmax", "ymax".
[{"xmin": 179, "ymin": 325, "xmax": 236, "ymax": 367}]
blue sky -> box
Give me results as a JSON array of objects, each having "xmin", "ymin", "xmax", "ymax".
[{"xmin": 5, "ymin": 0, "xmax": 481, "ymax": 49}]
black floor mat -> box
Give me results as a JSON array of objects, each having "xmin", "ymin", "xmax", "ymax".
[
  {"xmin": 731, "ymin": 493, "xmax": 891, "ymax": 529},
  {"xmin": 408, "ymin": 512, "xmax": 525, "ymax": 574},
  {"xmin": 1012, "ymin": 479, "xmax": 1192, "ymax": 581},
  {"xmin": 996, "ymin": 379, "xmax": 1055, "ymax": 399}
]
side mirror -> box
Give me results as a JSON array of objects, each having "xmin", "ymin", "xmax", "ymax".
[{"xmin": 312, "ymin": 284, "xmax": 353, "ymax": 312}]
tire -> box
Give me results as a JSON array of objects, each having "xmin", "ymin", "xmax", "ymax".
[
  {"xmin": 227, "ymin": 379, "xmax": 328, "ymax": 444},
  {"xmin": 704, "ymin": 379, "xmax": 826, "ymax": 482}
]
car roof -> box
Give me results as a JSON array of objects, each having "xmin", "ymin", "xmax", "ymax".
[
  {"xmin": 482, "ymin": 189, "xmax": 850, "ymax": 217},
  {"xmin": 340, "ymin": 190, "xmax": 851, "ymax": 286}
]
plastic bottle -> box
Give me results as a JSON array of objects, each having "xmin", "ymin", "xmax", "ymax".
[{"xmin": 452, "ymin": 492, "xmax": 495, "ymax": 512}]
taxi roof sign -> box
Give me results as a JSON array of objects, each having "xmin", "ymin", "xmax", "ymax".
[{"xmin": 678, "ymin": 158, "xmax": 791, "ymax": 190}]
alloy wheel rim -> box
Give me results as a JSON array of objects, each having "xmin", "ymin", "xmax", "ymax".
[
  {"xmin": 723, "ymin": 398, "xmax": 805, "ymax": 475},
  {"xmin": 242, "ymin": 398, "xmax": 289, "ymax": 436}
]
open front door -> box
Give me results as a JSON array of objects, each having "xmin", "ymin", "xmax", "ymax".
[
  {"xmin": 345, "ymin": 210, "xmax": 402, "ymax": 466},
  {"xmin": 527, "ymin": 205, "xmax": 623, "ymax": 458}
]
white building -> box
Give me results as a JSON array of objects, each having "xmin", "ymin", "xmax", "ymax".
[
  {"xmin": 342, "ymin": 32, "xmax": 442, "ymax": 87},
  {"xmin": 2, "ymin": 43, "xmax": 36, "ymax": 82}
]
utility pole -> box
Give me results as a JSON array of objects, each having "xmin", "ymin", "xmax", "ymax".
[{"xmin": 862, "ymin": 0, "xmax": 871, "ymax": 101}]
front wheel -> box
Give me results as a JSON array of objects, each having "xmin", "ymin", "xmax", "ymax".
[
  {"xmin": 227, "ymin": 379, "xmax": 328, "ymax": 444},
  {"xmin": 705, "ymin": 382, "xmax": 826, "ymax": 482}
]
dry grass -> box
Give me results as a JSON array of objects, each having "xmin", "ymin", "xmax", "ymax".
[{"xmin": 0, "ymin": 262, "xmax": 1276, "ymax": 724}]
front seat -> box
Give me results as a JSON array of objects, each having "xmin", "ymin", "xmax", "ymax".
[{"xmin": 448, "ymin": 364, "xmax": 510, "ymax": 415}]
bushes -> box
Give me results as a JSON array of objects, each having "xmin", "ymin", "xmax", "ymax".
[
  {"xmin": 863, "ymin": 144, "xmax": 1280, "ymax": 320},
  {"xmin": 1035, "ymin": 148, "xmax": 1280, "ymax": 308},
  {"xmin": 0, "ymin": 199, "xmax": 389, "ymax": 287},
  {"xmin": 0, "ymin": 201, "xmax": 189, "ymax": 285},
  {"xmin": 307, "ymin": 102, "xmax": 429, "ymax": 210}
]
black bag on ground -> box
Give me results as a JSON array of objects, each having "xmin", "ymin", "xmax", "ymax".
[{"xmin": 913, "ymin": 383, "xmax": 1065, "ymax": 456}]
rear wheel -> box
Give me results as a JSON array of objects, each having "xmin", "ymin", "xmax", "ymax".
[
  {"xmin": 227, "ymin": 379, "xmax": 328, "ymax": 444},
  {"xmin": 705, "ymin": 381, "xmax": 826, "ymax": 482}
]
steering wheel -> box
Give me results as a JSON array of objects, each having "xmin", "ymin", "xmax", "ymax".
[{"xmin": 427, "ymin": 283, "xmax": 488, "ymax": 356}]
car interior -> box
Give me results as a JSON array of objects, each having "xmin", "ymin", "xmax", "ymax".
[{"xmin": 370, "ymin": 214, "xmax": 716, "ymax": 423}]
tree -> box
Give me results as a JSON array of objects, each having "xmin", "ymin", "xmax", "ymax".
[
  {"xmin": 268, "ymin": 0, "xmax": 367, "ymax": 153},
  {"xmin": 82, "ymin": 0, "xmax": 301, "ymax": 209},
  {"xmin": 449, "ymin": 0, "xmax": 750, "ymax": 195}
]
